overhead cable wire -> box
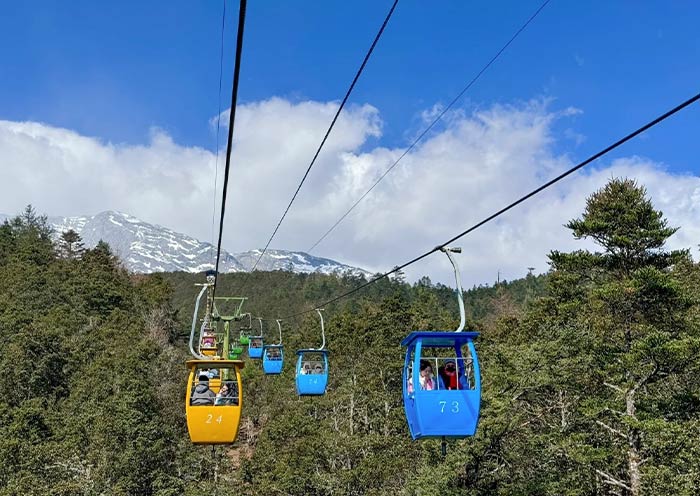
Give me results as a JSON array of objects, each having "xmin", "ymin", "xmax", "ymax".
[
  {"xmin": 256, "ymin": 90, "xmax": 700, "ymax": 321},
  {"xmin": 210, "ymin": 0, "xmax": 227, "ymax": 265},
  {"xmin": 236, "ymin": 0, "xmax": 400, "ymax": 290},
  {"xmin": 213, "ymin": 0, "xmax": 247, "ymax": 297},
  {"xmin": 307, "ymin": 0, "xmax": 551, "ymax": 253}
]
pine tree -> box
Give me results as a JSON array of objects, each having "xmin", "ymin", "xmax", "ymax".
[
  {"xmin": 58, "ymin": 229, "xmax": 85, "ymax": 259},
  {"xmin": 542, "ymin": 179, "xmax": 699, "ymax": 495}
]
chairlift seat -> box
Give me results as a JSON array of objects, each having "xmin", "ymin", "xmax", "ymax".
[{"xmin": 228, "ymin": 345, "xmax": 244, "ymax": 360}]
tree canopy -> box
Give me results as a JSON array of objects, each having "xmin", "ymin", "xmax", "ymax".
[{"xmin": 1, "ymin": 178, "xmax": 698, "ymax": 495}]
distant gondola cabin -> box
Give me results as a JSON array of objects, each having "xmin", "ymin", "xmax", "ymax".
[
  {"xmin": 248, "ymin": 336, "xmax": 263, "ymax": 359},
  {"xmin": 262, "ymin": 345, "xmax": 284, "ymax": 374},
  {"xmin": 200, "ymin": 331, "xmax": 218, "ymax": 357}
]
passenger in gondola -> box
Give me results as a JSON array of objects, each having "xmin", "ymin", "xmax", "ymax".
[
  {"xmin": 190, "ymin": 374, "xmax": 216, "ymax": 405},
  {"xmin": 215, "ymin": 381, "xmax": 237, "ymax": 406},
  {"xmin": 301, "ymin": 362, "xmax": 311, "ymax": 374},
  {"xmin": 313, "ymin": 363, "xmax": 323, "ymax": 374},
  {"xmin": 439, "ymin": 360, "xmax": 459, "ymax": 390},
  {"xmin": 267, "ymin": 348, "xmax": 281, "ymax": 360},
  {"xmin": 419, "ymin": 360, "xmax": 437, "ymax": 390}
]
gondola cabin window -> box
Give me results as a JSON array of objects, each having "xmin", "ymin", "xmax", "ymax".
[
  {"xmin": 266, "ymin": 347, "xmax": 282, "ymax": 359},
  {"xmin": 189, "ymin": 366, "xmax": 239, "ymax": 406},
  {"xmin": 406, "ymin": 351, "xmax": 476, "ymax": 393}
]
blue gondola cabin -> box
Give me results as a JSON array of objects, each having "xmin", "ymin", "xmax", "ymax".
[
  {"xmin": 295, "ymin": 350, "xmax": 328, "ymax": 395},
  {"xmin": 248, "ymin": 336, "xmax": 263, "ymax": 359},
  {"xmin": 401, "ymin": 331, "xmax": 481, "ymax": 439},
  {"xmin": 262, "ymin": 345, "xmax": 284, "ymax": 374}
]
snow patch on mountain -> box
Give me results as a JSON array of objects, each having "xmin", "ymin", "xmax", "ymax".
[{"xmin": 234, "ymin": 248, "xmax": 371, "ymax": 278}]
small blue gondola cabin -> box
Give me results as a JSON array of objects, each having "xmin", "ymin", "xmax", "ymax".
[
  {"xmin": 262, "ymin": 344, "xmax": 283, "ymax": 374},
  {"xmin": 248, "ymin": 336, "xmax": 264, "ymax": 359},
  {"xmin": 295, "ymin": 349, "xmax": 328, "ymax": 395}
]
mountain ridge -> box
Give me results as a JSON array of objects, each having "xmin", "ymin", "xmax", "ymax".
[{"xmin": 0, "ymin": 211, "xmax": 371, "ymax": 277}]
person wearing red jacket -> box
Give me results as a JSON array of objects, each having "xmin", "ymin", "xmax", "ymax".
[{"xmin": 439, "ymin": 360, "xmax": 460, "ymax": 390}]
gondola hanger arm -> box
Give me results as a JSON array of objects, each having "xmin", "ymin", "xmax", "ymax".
[{"xmin": 440, "ymin": 247, "xmax": 465, "ymax": 333}]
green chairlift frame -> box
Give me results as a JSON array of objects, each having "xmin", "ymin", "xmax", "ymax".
[{"xmin": 212, "ymin": 297, "xmax": 247, "ymax": 360}]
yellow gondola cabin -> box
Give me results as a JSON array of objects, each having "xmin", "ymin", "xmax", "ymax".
[{"xmin": 185, "ymin": 359, "xmax": 244, "ymax": 444}]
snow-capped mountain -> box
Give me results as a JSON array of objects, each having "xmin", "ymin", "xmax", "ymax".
[
  {"xmin": 14, "ymin": 210, "xmax": 372, "ymax": 277},
  {"xmin": 235, "ymin": 249, "xmax": 370, "ymax": 276},
  {"xmin": 49, "ymin": 211, "xmax": 243, "ymax": 274}
]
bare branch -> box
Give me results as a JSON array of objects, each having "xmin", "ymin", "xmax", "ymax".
[
  {"xmin": 595, "ymin": 469, "xmax": 631, "ymax": 492},
  {"xmin": 602, "ymin": 406, "xmax": 626, "ymax": 417},
  {"xmin": 595, "ymin": 420, "xmax": 627, "ymax": 440},
  {"xmin": 511, "ymin": 390, "xmax": 525, "ymax": 402},
  {"xmin": 603, "ymin": 382, "xmax": 625, "ymax": 394}
]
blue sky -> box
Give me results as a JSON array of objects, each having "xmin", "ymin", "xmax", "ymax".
[
  {"xmin": 3, "ymin": 0, "xmax": 699, "ymax": 170},
  {"xmin": 1, "ymin": 1, "xmax": 699, "ymax": 284}
]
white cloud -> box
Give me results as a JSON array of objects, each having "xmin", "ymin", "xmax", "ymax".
[{"xmin": 1, "ymin": 97, "xmax": 698, "ymax": 287}]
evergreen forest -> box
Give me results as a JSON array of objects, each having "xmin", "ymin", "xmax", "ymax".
[{"xmin": 1, "ymin": 178, "xmax": 699, "ymax": 495}]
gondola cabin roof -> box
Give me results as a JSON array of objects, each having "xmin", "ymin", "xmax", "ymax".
[
  {"xmin": 401, "ymin": 331, "xmax": 479, "ymax": 348},
  {"xmin": 296, "ymin": 348, "xmax": 329, "ymax": 356}
]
